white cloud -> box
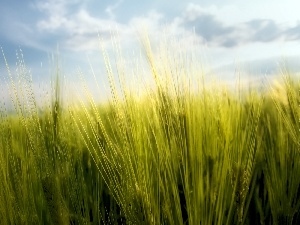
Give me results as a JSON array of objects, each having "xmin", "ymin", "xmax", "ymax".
[
  {"xmin": 129, "ymin": 10, "xmax": 165, "ymax": 30},
  {"xmin": 34, "ymin": 0, "xmax": 83, "ymax": 16},
  {"xmin": 35, "ymin": 0, "xmax": 73, "ymax": 31},
  {"xmin": 35, "ymin": 1, "xmax": 123, "ymax": 51},
  {"xmin": 34, "ymin": 2, "xmax": 166, "ymax": 52},
  {"xmin": 105, "ymin": 0, "xmax": 124, "ymax": 20},
  {"xmin": 23, "ymin": 0, "xmax": 300, "ymax": 69}
]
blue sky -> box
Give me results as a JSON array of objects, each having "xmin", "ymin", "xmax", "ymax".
[{"xmin": 1, "ymin": 0, "xmax": 300, "ymax": 105}]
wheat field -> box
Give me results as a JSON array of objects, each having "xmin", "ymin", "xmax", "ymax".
[{"xmin": 0, "ymin": 36, "xmax": 300, "ymax": 225}]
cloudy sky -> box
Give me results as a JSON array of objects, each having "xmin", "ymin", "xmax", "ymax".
[{"xmin": 1, "ymin": 0, "xmax": 300, "ymax": 104}]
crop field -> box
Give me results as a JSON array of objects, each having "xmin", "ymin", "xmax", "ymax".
[{"xmin": 0, "ymin": 37, "xmax": 300, "ymax": 225}]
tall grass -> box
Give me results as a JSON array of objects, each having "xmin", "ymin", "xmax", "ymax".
[{"xmin": 0, "ymin": 37, "xmax": 300, "ymax": 224}]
